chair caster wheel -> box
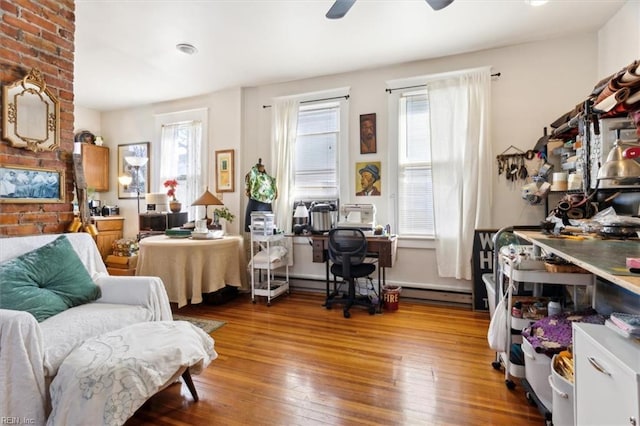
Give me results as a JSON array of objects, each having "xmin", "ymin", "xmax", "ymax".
[
  {"xmin": 343, "ymin": 311, "xmax": 351, "ymax": 318},
  {"xmin": 252, "ymin": 300, "xmax": 256, "ymax": 304},
  {"xmin": 491, "ymin": 361, "xmax": 501, "ymax": 370},
  {"xmin": 368, "ymin": 306, "xmax": 376, "ymax": 315},
  {"xmin": 505, "ymin": 379, "xmax": 516, "ymax": 390}
]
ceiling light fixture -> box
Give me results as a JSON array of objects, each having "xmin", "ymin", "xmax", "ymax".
[
  {"xmin": 526, "ymin": 0, "xmax": 549, "ymax": 6},
  {"xmin": 176, "ymin": 43, "xmax": 198, "ymax": 55}
]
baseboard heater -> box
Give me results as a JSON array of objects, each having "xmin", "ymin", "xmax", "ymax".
[{"xmin": 285, "ymin": 277, "xmax": 472, "ymax": 308}]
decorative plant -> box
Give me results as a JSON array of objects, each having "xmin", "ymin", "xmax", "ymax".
[
  {"xmin": 214, "ymin": 206, "xmax": 235, "ymax": 223},
  {"xmin": 163, "ymin": 179, "xmax": 178, "ymax": 201}
]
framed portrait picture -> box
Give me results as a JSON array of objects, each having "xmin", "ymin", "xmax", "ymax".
[
  {"xmin": 215, "ymin": 149, "xmax": 235, "ymax": 193},
  {"xmin": 117, "ymin": 142, "xmax": 150, "ymax": 199},
  {"xmin": 0, "ymin": 164, "xmax": 65, "ymax": 203},
  {"xmin": 355, "ymin": 161, "xmax": 381, "ymax": 196},
  {"xmin": 360, "ymin": 113, "xmax": 377, "ymax": 154}
]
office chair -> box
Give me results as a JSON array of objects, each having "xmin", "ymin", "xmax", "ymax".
[{"xmin": 326, "ymin": 228, "xmax": 377, "ymax": 318}]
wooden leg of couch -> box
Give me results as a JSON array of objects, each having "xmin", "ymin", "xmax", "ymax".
[{"xmin": 181, "ymin": 369, "xmax": 199, "ymax": 402}]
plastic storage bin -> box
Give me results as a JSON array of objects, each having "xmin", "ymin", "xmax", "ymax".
[
  {"xmin": 522, "ymin": 337, "xmax": 553, "ymax": 412},
  {"xmin": 250, "ymin": 212, "xmax": 275, "ymax": 235},
  {"xmin": 549, "ymin": 354, "xmax": 574, "ymax": 426}
]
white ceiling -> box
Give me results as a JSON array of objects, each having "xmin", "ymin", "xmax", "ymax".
[{"xmin": 74, "ymin": 0, "xmax": 626, "ymax": 112}]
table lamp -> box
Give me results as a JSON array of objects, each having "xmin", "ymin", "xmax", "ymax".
[
  {"xmin": 191, "ymin": 187, "xmax": 223, "ymax": 227},
  {"xmin": 293, "ymin": 203, "xmax": 310, "ymax": 235}
]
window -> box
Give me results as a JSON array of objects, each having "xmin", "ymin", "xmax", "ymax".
[
  {"xmin": 159, "ymin": 120, "xmax": 203, "ymax": 218},
  {"xmin": 397, "ymin": 91, "xmax": 435, "ymax": 236},
  {"xmin": 293, "ymin": 102, "xmax": 340, "ymax": 201}
]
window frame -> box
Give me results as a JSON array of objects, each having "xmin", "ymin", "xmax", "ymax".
[
  {"xmin": 291, "ymin": 98, "xmax": 349, "ymax": 205},
  {"xmin": 388, "ymin": 87, "xmax": 436, "ymax": 240}
]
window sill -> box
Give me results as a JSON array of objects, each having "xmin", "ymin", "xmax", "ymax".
[{"xmin": 397, "ymin": 235, "xmax": 436, "ymax": 249}]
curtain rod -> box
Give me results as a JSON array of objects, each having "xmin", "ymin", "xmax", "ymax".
[
  {"xmin": 262, "ymin": 94, "xmax": 349, "ymax": 109},
  {"xmin": 385, "ymin": 72, "xmax": 502, "ymax": 93}
]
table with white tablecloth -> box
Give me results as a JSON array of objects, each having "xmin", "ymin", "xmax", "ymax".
[{"xmin": 137, "ymin": 235, "xmax": 248, "ymax": 307}]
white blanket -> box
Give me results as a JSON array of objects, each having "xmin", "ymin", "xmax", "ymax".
[
  {"xmin": 0, "ymin": 310, "xmax": 47, "ymax": 425},
  {"xmin": 47, "ymin": 321, "xmax": 217, "ymax": 426},
  {"xmin": 0, "ymin": 233, "xmax": 173, "ymax": 425}
]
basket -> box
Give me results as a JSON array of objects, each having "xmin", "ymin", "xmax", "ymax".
[{"xmin": 544, "ymin": 261, "xmax": 586, "ymax": 274}]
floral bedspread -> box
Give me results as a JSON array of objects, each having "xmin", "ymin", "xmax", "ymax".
[{"xmin": 47, "ymin": 321, "xmax": 217, "ymax": 426}]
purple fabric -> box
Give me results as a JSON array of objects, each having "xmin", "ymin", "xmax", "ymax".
[{"xmin": 522, "ymin": 308, "xmax": 605, "ymax": 355}]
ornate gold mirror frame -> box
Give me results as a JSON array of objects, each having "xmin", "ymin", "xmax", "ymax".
[{"xmin": 2, "ymin": 68, "xmax": 60, "ymax": 152}]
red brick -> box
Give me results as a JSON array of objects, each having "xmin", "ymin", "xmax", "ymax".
[
  {"xmin": 21, "ymin": 212, "xmax": 58, "ymax": 224},
  {"xmin": 43, "ymin": 223, "xmax": 67, "ymax": 234},
  {"xmin": 23, "ymin": 10, "xmax": 57, "ymax": 33},
  {"xmin": 0, "ymin": 0, "xmax": 19, "ymax": 15},
  {"xmin": 0, "ymin": 0, "xmax": 74, "ymax": 237},
  {"xmin": 0, "ymin": 214, "xmax": 19, "ymax": 225},
  {"xmin": 2, "ymin": 224, "xmax": 41, "ymax": 236},
  {"xmin": 3, "ymin": 14, "xmax": 41, "ymax": 36}
]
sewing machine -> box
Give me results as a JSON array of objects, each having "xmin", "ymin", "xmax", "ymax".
[{"xmin": 337, "ymin": 203, "xmax": 376, "ymax": 231}]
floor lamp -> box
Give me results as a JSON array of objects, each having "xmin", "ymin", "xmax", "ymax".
[{"xmin": 124, "ymin": 156, "xmax": 148, "ymax": 239}]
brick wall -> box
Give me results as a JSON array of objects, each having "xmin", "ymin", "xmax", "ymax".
[{"xmin": 0, "ymin": 0, "xmax": 75, "ymax": 236}]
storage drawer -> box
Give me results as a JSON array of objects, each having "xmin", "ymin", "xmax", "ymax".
[
  {"xmin": 522, "ymin": 337, "xmax": 553, "ymax": 412},
  {"xmin": 574, "ymin": 323, "xmax": 640, "ymax": 426},
  {"xmin": 95, "ymin": 218, "xmax": 124, "ymax": 232},
  {"xmin": 549, "ymin": 355, "xmax": 574, "ymax": 426}
]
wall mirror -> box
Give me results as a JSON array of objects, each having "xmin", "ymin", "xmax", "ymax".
[{"xmin": 2, "ymin": 68, "xmax": 60, "ymax": 152}]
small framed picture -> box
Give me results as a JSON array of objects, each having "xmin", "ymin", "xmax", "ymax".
[
  {"xmin": 118, "ymin": 142, "xmax": 150, "ymax": 199},
  {"xmin": 215, "ymin": 149, "xmax": 235, "ymax": 193},
  {"xmin": 0, "ymin": 164, "xmax": 65, "ymax": 203},
  {"xmin": 360, "ymin": 113, "xmax": 377, "ymax": 154}
]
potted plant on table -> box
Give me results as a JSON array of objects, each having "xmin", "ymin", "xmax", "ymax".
[
  {"xmin": 163, "ymin": 179, "xmax": 181, "ymax": 212},
  {"xmin": 212, "ymin": 206, "xmax": 235, "ymax": 230}
]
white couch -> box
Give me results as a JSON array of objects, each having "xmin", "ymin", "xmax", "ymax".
[{"xmin": 0, "ymin": 233, "xmax": 172, "ymax": 425}]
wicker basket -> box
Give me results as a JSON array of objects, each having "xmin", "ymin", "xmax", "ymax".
[{"xmin": 544, "ymin": 261, "xmax": 586, "ymax": 274}]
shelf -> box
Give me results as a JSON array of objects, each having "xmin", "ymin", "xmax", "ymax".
[
  {"xmin": 253, "ymin": 280, "xmax": 289, "ymax": 298},
  {"xmin": 502, "ymin": 262, "xmax": 593, "ymax": 287},
  {"xmin": 250, "ymin": 229, "xmax": 289, "ymax": 305}
]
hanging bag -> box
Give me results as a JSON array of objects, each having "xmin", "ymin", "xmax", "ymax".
[{"xmin": 487, "ymin": 284, "xmax": 512, "ymax": 352}]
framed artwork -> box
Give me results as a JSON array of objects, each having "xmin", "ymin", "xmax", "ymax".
[
  {"xmin": 117, "ymin": 142, "xmax": 150, "ymax": 199},
  {"xmin": 360, "ymin": 113, "xmax": 377, "ymax": 154},
  {"xmin": 215, "ymin": 149, "xmax": 235, "ymax": 193},
  {"xmin": 355, "ymin": 161, "xmax": 381, "ymax": 196},
  {"xmin": 0, "ymin": 164, "xmax": 65, "ymax": 203}
]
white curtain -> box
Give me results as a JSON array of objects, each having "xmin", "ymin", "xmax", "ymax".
[
  {"xmin": 429, "ymin": 67, "xmax": 492, "ymax": 280},
  {"xmin": 271, "ymin": 98, "xmax": 300, "ymax": 234},
  {"xmin": 159, "ymin": 121, "xmax": 203, "ymax": 220}
]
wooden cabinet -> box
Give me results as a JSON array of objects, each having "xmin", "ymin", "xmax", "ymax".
[
  {"xmin": 573, "ymin": 323, "xmax": 640, "ymax": 426},
  {"xmin": 93, "ymin": 217, "xmax": 124, "ymax": 259},
  {"xmin": 82, "ymin": 144, "xmax": 109, "ymax": 192}
]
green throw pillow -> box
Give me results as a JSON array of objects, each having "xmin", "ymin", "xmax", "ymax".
[{"xmin": 0, "ymin": 235, "xmax": 101, "ymax": 322}]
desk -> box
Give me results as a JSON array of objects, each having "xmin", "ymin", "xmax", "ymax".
[
  {"xmin": 513, "ymin": 231, "xmax": 640, "ymax": 296},
  {"xmin": 310, "ymin": 234, "xmax": 398, "ymax": 304},
  {"xmin": 137, "ymin": 235, "xmax": 247, "ymax": 307}
]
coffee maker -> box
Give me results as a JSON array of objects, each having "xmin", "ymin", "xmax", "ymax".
[{"xmin": 88, "ymin": 199, "xmax": 101, "ymax": 216}]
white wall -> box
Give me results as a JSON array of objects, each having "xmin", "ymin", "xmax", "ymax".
[
  {"xmin": 243, "ymin": 33, "xmax": 600, "ymax": 293},
  {"xmin": 99, "ymin": 87, "xmax": 243, "ymax": 239},
  {"xmin": 92, "ymin": 23, "xmax": 638, "ymax": 294},
  {"xmin": 597, "ymin": 1, "xmax": 640, "ymax": 79}
]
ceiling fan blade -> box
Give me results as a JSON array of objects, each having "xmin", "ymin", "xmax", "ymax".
[
  {"xmin": 326, "ymin": 0, "xmax": 356, "ymax": 19},
  {"xmin": 425, "ymin": 0, "xmax": 454, "ymax": 11}
]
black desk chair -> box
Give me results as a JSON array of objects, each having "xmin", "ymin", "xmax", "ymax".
[{"xmin": 326, "ymin": 228, "xmax": 377, "ymax": 318}]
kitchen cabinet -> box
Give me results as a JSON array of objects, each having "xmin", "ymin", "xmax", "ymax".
[
  {"xmin": 573, "ymin": 323, "xmax": 639, "ymax": 426},
  {"xmin": 82, "ymin": 144, "xmax": 109, "ymax": 192},
  {"xmin": 93, "ymin": 216, "xmax": 124, "ymax": 259}
]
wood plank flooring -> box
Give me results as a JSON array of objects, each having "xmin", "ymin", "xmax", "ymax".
[{"xmin": 126, "ymin": 292, "xmax": 544, "ymax": 425}]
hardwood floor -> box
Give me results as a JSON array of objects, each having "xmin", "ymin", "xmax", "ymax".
[{"xmin": 127, "ymin": 292, "xmax": 544, "ymax": 425}]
